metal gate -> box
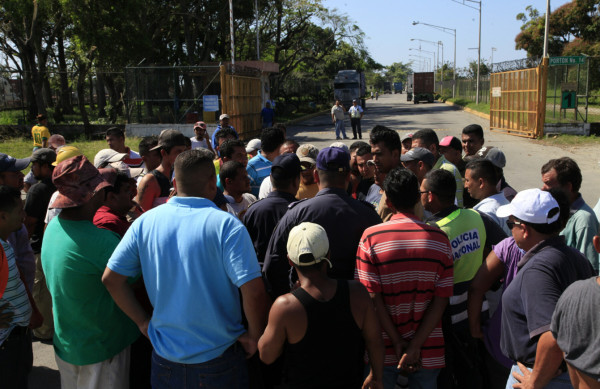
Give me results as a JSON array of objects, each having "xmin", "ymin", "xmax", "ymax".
[
  {"xmin": 490, "ymin": 58, "xmax": 548, "ymax": 138},
  {"xmin": 220, "ymin": 65, "xmax": 262, "ymax": 140}
]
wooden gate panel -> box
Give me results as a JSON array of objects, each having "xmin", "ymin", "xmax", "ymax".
[
  {"xmin": 490, "ymin": 59, "xmax": 547, "ymax": 138},
  {"xmin": 220, "ymin": 65, "xmax": 262, "ymax": 140}
]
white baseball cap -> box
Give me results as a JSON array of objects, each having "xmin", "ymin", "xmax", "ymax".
[
  {"xmin": 94, "ymin": 149, "xmax": 127, "ymax": 168},
  {"xmin": 496, "ymin": 188, "xmax": 560, "ymax": 224},
  {"xmin": 245, "ymin": 139, "xmax": 261, "ymax": 153},
  {"xmin": 287, "ymin": 222, "xmax": 332, "ymax": 268}
]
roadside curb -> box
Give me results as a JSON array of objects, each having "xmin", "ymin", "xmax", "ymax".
[
  {"xmin": 444, "ymin": 100, "xmax": 490, "ymax": 120},
  {"xmin": 284, "ymin": 110, "xmax": 329, "ymax": 126}
]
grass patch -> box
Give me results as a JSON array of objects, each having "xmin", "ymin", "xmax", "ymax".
[
  {"xmin": 545, "ymin": 110, "xmax": 600, "ymax": 124},
  {"xmin": 538, "ymin": 134, "xmax": 600, "ymax": 146},
  {"xmin": 446, "ymin": 98, "xmax": 490, "ymax": 115},
  {"xmin": 2, "ymin": 136, "xmax": 144, "ymax": 160}
]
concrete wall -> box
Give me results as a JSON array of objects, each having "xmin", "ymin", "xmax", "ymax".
[
  {"xmin": 544, "ymin": 123, "xmax": 591, "ymax": 136},
  {"xmin": 125, "ymin": 123, "xmax": 218, "ymax": 138}
]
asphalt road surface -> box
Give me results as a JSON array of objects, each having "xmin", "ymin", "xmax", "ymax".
[{"xmin": 29, "ymin": 92, "xmax": 600, "ymax": 388}]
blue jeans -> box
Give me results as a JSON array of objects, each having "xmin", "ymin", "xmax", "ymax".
[
  {"xmin": 335, "ymin": 120, "xmax": 347, "ymax": 138},
  {"xmin": 151, "ymin": 343, "xmax": 248, "ymax": 389},
  {"xmin": 383, "ymin": 365, "xmax": 441, "ymax": 389},
  {"xmin": 505, "ymin": 364, "xmax": 573, "ymax": 389}
]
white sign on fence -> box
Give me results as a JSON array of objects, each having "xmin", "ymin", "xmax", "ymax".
[
  {"xmin": 492, "ymin": 87, "xmax": 502, "ymax": 98},
  {"xmin": 203, "ymin": 95, "xmax": 219, "ymax": 112}
]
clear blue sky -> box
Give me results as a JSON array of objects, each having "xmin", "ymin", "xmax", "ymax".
[{"xmin": 322, "ymin": 0, "xmax": 571, "ymax": 69}]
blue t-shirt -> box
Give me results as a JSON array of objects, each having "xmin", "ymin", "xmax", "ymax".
[
  {"xmin": 261, "ymin": 107, "xmax": 275, "ymax": 124},
  {"xmin": 107, "ymin": 197, "xmax": 261, "ymax": 364},
  {"xmin": 247, "ymin": 153, "xmax": 272, "ymax": 197}
]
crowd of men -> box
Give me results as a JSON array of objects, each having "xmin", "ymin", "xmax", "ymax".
[{"xmin": 1, "ymin": 116, "xmax": 600, "ymax": 389}]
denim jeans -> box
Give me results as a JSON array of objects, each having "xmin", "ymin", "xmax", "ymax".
[
  {"xmin": 505, "ymin": 364, "xmax": 573, "ymax": 389},
  {"xmin": 151, "ymin": 343, "xmax": 248, "ymax": 389},
  {"xmin": 383, "ymin": 365, "xmax": 441, "ymax": 389},
  {"xmin": 335, "ymin": 120, "xmax": 347, "ymax": 138}
]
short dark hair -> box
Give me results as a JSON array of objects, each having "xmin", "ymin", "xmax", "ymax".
[
  {"xmin": 219, "ymin": 160, "xmax": 245, "ymax": 185},
  {"xmin": 369, "ymin": 126, "xmax": 401, "ymax": 151},
  {"xmin": 271, "ymin": 173, "xmax": 296, "ymax": 191},
  {"xmin": 260, "ymin": 127, "xmax": 285, "ymax": 153},
  {"xmin": 105, "ymin": 172, "xmax": 131, "ymax": 196},
  {"xmin": 356, "ymin": 144, "xmax": 372, "ymax": 157},
  {"xmin": 220, "ymin": 139, "xmax": 245, "ymax": 159},
  {"xmin": 462, "ymin": 124, "xmax": 484, "ymax": 139},
  {"xmin": 412, "ymin": 129, "xmax": 439, "ymax": 148},
  {"xmin": 106, "ymin": 127, "xmax": 125, "ymax": 139},
  {"xmin": 541, "ymin": 157, "xmax": 582, "ymax": 193},
  {"xmin": 214, "ymin": 128, "xmax": 238, "ymax": 143},
  {"xmin": 36, "ymin": 114, "xmax": 47, "ymax": 122},
  {"xmin": 466, "ymin": 159, "xmax": 497, "ymax": 185},
  {"xmin": 384, "ymin": 168, "xmax": 419, "ymax": 210},
  {"xmin": 517, "ymin": 188, "xmax": 568, "ymax": 235},
  {"xmin": 174, "ymin": 148, "xmax": 215, "ymax": 190},
  {"xmin": 282, "ymin": 139, "xmax": 299, "ymax": 149},
  {"xmin": 0, "ymin": 185, "xmax": 21, "ymax": 212},
  {"xmin": 349, "ymin": 141, "xmax": 369, "ymax": 153},
  {"xmin": 424, "ymin": 169, "xmax": 456, "ymax": 204},
  {"xmin": 138, "ymin": 136, "xmax": 158, "ymax": 156}
]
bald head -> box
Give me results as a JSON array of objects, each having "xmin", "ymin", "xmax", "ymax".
[{"xmin": 174, "ymin": 149, "xmax": 216, "ymax": 198}]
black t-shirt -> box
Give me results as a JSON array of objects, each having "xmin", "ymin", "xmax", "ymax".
[{"xmin": 24, "ymin": 177, "xmax": 56, "ymax": 253}]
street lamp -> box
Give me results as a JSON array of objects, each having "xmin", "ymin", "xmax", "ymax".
[
  {"xmin": 409, "ymin": 55, "xmax": 430, "ymax": 71},
  {"xmin": 450, "ymin": 0, "xmax": 482, "ymax": 103},
  {"xmin": 413, "ymin": 21, "xmax": 457, "ymax": 98}
]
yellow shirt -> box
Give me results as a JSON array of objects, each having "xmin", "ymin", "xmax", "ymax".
[
  {"xmin": 32, "ymin": 125, "xmax": 50, "ymax": 147},
  {"xmin": 296, "ymin": 182, "xmax": 319, "ymax": 200}
]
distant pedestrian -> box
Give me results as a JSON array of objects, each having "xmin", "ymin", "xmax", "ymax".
[
  {"xmin": 212, "ymin": 113, "xmax": 239, "ymax": 147},
  {"xmin": 331, "ymin": 100, "xmax": 348, "ymax": 140},
  {"xmin": 190, "ymin": 121, "xmax": 214, "ymax": 154},
  {"xmin": 105, "ymin": 127, "xmax": 144, "ymax": 170},
  {"xmin": 31, "ymin": 114, "xmax": 50, "ymax": 151},
  {"xmin": 349, "ymin": 99, "xmax": 364, "ymax": 139},
  {"xmin": 261, "ymin": 102, "xmax": 275, "ymax": 128}
]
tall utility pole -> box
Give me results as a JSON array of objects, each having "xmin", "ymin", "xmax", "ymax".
[
  {"xmin": 254, "ymin": 0, "xmax": 260, "ymax": 60},
  {"xmin": 491, "ymin": 47, "xmax": 497, "ymax": 72},
  {"xmin": 413, "ymin": 21, "xmax": 456, "ymax": 98},
  {"xmin": 451, "ymin": 0, "xmax": 482, "ymax": 103},
  {"xmin": 229, "ymin": 0, "xmax": 235, "ymax": 65},
  {"xmin": 543, "ymin": 0, "xmax": 551, "ymax": 58}
]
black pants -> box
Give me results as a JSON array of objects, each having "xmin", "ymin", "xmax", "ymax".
[
  {"xmin": 0, "ymin": 326, "xmax": 33, "ymax": 389},
  {"xmin": 350, "ymin": 118, "xmax": 362, "ymax": 139}
]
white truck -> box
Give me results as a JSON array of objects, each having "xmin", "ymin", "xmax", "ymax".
[{"xmin": 333, "ymin": 70, "xmax": 366, "ymax": 109}]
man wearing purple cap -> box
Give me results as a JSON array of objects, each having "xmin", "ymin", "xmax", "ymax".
[
  {"xmin": 42, "ymin": 156, "xmax": 139, "ymax": 389},
  {"xmin": 263, "ymin": 147, "xmax": 381, "ymax": 298}
]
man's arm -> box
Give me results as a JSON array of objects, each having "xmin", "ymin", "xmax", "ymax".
[
  {"xmin": 102, "ymin": 268, "xmax": 150, "ymax": 337},
  {"xmin": 370, "ymin": 292, "xmax": 407, "ymax": 359},
  {"xmin": 354, "ymin": 285, "xmax": 383, "ymax": 389},
  {"xmin": 512, "ymin": 331, "xmax": 564, "ymax": 389},
  {"xmin": 135, "ymin": 174, "xmax": 160, "ymax": 213},
  {"xmin": 257, "ymin": 295, "xmax": 290, "ymax": 364},
  {"xmin": 468, "ymin": 250, "xmax": 505, "ymax": 338},
  {"xmin": 399, "ymin": 295, "xmax": 449, "ymax": 368},
  {"xmin": 239, "ymin": 277, "xmax": 270, "ymax": 358}
]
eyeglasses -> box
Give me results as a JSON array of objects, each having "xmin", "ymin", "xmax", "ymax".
[{"xmin": 506, "ymin": 220, "xmax": 524, "ymax": 230}]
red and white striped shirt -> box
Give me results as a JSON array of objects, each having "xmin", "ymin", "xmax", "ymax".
[{"xmin": 355, "ymin": 212, "xmax": 453, "ymax": 368}]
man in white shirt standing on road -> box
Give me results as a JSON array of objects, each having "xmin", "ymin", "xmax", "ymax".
[
  {"xmin": 348, "ymin": 99, "xmax": 364, "ymax": 140},
  {"xmin": 331, "ymin": 100, "xmax": 348, "ymax": 140}
]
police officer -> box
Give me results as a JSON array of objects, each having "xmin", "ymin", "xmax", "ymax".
[
  {"xmin": 263, "ymin": 147, "xmax": 382, "ymax": 298},
  {"xmin": 242, "ymin": 153, "xmax": 302, "ymax": 269}
]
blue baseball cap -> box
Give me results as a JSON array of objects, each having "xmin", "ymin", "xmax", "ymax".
[
  {"xmin": 0, "ymin": 153, "xmax": 31, "ymax": 173},
  {"xmin": 316, "ymin": 147, "xmax": 350, "ymax": 172},
  {"xmin": 271, "ymin": 153, "xmax": 301, "ymax": 180}
]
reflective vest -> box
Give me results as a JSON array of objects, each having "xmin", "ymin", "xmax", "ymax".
[{"xmin": 435, "ymin": 208, "xmax": 486, "ymax": 285}]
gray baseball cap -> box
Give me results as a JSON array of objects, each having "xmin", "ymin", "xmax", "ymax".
[{"xmin": 400, "ymin": 147, "xmax": 435, "ymax": 167}]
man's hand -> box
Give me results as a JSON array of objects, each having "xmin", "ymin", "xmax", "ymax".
[
  {"xmin": 362, "ymin": 371, "xmax": 383, "ymax": 389},
  {"xmin": 511, "ymin": 362, "xmax": 532, "ymax": 389},
  {"xmin": 393, "ymin": 338, "xmax": 408, "ymax": 361},
  {"xmin": 399, "ymin": 343, "xmax": 422, "ymax": 372},
  {"xmin": 238, "ymin": 331, "xmax": 258, "ymax": 359},
  {"xmin": 0, "ymin": 302, "xmax": 14, "ymax": 328},
  {"xmin": 138, "ymin": 317, "xmax": 150, "ymax": 339}
]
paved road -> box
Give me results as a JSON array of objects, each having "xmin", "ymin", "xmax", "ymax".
[{"xmin": 29, "ymin": 92, "xmax": 600, "ymax": 388}]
